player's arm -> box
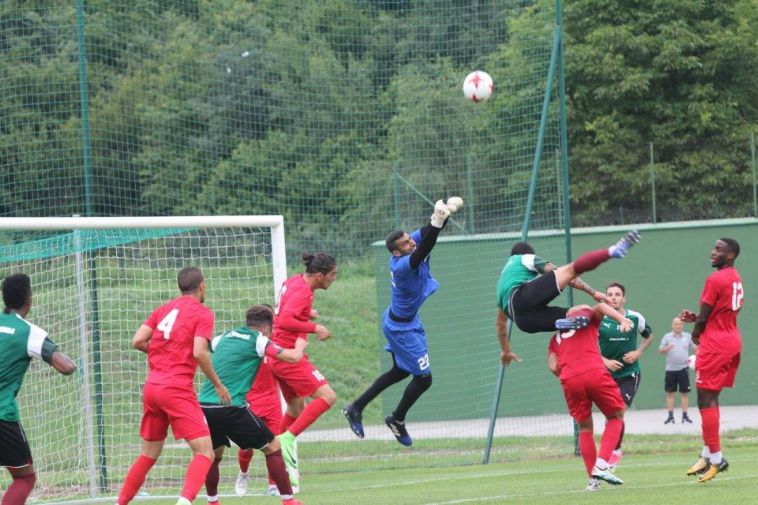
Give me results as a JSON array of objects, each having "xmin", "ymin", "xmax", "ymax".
[
  {"xmin": 681, "ymin": 302, "xmax": 713, "ymax": 345},
  {"xmin": 570, "ymin": 277, "xmax": 606, "ymax": 303},
  {"xmin": 42, "ymin": 339, "xmax": 77, "ymax": 375},
  {"xmin": 496, "ymin": 309, "xmax": 521, "ymax": 366},
  {"xmin": 194, "ymin": 337, "xmax": 231, "ymax": 404},
  {"xmin": 277, "ymin": 291, "xmax": 330, "ymax": 340},
  {"xmin": 265, "ymin": 341, "xmax": 303, "ymax": 364},
  {"xmin": 624, "ymin": 320, "xmax": 653, "ymax": 363},
  {"xmin": 547, "ymin": 350, "xmax": 559, "ymax": 377},
  {"xmin": 132, "ymin": 324, "xmax": 153, "ymax": 353},
  {"xmin": 593, "ymin": 303, "xmax": 632, "ymax": 331}
]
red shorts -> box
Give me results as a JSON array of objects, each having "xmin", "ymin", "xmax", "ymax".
[
  {"xmin": 247, "ymin": 361, "xmax": 284, "ymax": 430},
  {"xmin": 140, "ymin": 382, "xmax": 209, "ymax": 441},
  {"xmin": 561, "ymin": 370, "xmax": 626, "ymax": 421},
  {"xmin": 695, "ymin": 349, "xmax": 741, "ymax": 391},
  {"xmin": 270, "ymin": 356, "xmax": 329, "ymax": 402}
]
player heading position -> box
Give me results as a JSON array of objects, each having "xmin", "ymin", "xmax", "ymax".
[
  {"xmin": 681, "ymin": 238, "xmax": 743, "ymax": 483},
  {"xmin": 0, "ymin": 274, "xmax": 76, "ymax": 505},
  {"xmin": 271, "ymin": 252, "xmax": 338, "ymax": 489},
  {"xmin": 548, "ymin": 303, "xmax": 632, "ymax": 491},
  {"xmin": 495, "ymin": 230, "xmax": 640, "ymax": 349},
  {"xmin": 343, "ymin": 197, "xmax": 463, "ymax": 446},
  {"xmin": 200, "ymin": 305, "xmax": 303, "ymax": 505},
  {"xmin": 598, "ymin": 282, "xmax": 653, "ymax": 470},
  {"xmin": 116, "ymin": 267, "xmax": 231, "ymax": 505}
]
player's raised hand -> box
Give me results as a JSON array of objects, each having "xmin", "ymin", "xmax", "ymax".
[
  {"xmin": 430, "ymin": 199, "xmax": 450, "ymax": 228},
  {"xmin": 310, "ymin": 309, "xmax": 320, "ymax": 320},
  {"xmin": 679, "ymin": 310, "xmax": 697, "ymax": 323},
  {"xmin": 592, "ymin": 290, "xmax": 609, "ymax": 303},
  {"xmin": 215, "ymin": 383, "xmax": 232, "ymax": 405},
  {"xmin": 314, "ymin": 324, "xmax": 331, "ymax": 341},
  {"xmin": 446, "ymin": 196, "xmax": 464, "ymax": 213}
]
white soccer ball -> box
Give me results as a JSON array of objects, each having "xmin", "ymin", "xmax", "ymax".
[
  {"xmin": 688, "ymin": 354, "xmax": 696, "ymax": 370},
  {"xmin": 462, "ymin": 70, "xmax": 494, "ymax": 103}
]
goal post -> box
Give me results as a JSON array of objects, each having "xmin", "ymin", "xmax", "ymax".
[{"xmin": 0, "ymin": 216, "xmax": 286, "ymax": 503}]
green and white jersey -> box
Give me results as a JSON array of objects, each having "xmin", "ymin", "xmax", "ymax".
[
  {"xmin": 0, "ymin": 312, "xmax": 49, "ymax": 421},
  {"xmin": 198, "ymin": 326, "xmax": 271, "ymax": 407},
  {"xmin": 598, "ymin": 309, "xmax": 652, "ymax": 379},
  {"xmin": 496, "ymin": 254, "xmax": 549, "ymax": 312}
]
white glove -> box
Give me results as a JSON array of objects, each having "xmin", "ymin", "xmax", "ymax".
[
  {"xmin": 446, "ymin": 196, "xmax": 464, "ymax": 213},
  {"xmin": 430, "ymin": 199, "xmax": 451, "ymax": 228}
]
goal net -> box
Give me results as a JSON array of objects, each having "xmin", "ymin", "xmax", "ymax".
[{"xmin": 0, "ymin": 216, "xmax": 286, "ymax": 503}]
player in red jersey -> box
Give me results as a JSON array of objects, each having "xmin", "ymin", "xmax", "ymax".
[
  {"xmin": 270, "ymin": 253, "xmax": 337, "ymax": 489},
  {"xmin": 234, "ymin": 358, "xmax": 287, "ymax": 496},
  {"xmin": 116, "ymin": 267, "xmax": 231, "ymax": 505},
  {"xmin": 547, "ymin": 303, "xmax": 632, "ymax": 491},
  {"xmin": 680, "ymin": 238, "xmax": 743, "ymax": 482}
]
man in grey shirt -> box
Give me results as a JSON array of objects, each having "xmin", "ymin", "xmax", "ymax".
[{"xmin": 658, "ymin": 317, "xmax": 697, "ymax": 424}]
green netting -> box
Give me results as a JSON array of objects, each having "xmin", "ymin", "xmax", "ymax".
[{"xmin": 1, "ymin": 0, "xmax": 570, "ymax": 257}]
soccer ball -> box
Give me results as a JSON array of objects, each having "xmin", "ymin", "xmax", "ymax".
[
  {"xmin": 688, "ymin": 354, "xmax": 696, "ymax": 370},
  {"xmin": 462, "ymin": 70, "xmax": 494, "ymax": 103}
]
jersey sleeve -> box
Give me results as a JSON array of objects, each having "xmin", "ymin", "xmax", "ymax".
[
  {"xmin": 520, "ymin": 254, "xmax": 545, "ymax": 273},
  {"xmin": 144, "ymin": 306, "xmax": 159, "ymax": 330},
  {"xmin": 700, "ymin": 274, "xmax": 720, "ymax": 306},
  {"xmin": 548, "ymin": 335, "xmax": 558, "ymax": 354},
  {"xmin": 210, "ymin": 334, "xmax": 223, "ymax": 352},
  {"xmin": 255, "ymin": 334, "xmax": 271, "ymax": 358},
  {"xmin": 194, "ymin": 308, "xmax": 215, "ymax": 341},
  {"xmin": 277, "ymin": 288, "xmax": 317, "ymax": 334},
  {"xmin": 392, "ymin": 254, "xmax": 413, "ymax": 280},
  {"xmin": 636, "ymin": 313, "xmax": 652, "ymax": 338},
  {"xmin": 410, "ymin": 228, "xmax": 422, "ymax": 244},
  {"xmin": 26, "ymin": 322, "xmax": 49, "ymax": 361}
]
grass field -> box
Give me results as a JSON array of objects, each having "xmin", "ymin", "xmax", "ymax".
[{"xmin": 122, "ymin": 432, "xmax": 758, "ymax": 505}]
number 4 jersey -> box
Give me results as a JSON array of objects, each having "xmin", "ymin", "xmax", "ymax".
[
  {"xmin": 699, "ymin": 266, "xmax": 743, "ymax": 353},
  {"xmin": 144, "ymin": 295, "xmax": 214, "ymax": 387}
]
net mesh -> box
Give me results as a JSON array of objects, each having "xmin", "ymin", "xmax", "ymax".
[{"xmin": 0, "ymin": 226, "xmax": 277, "ymax": 501}]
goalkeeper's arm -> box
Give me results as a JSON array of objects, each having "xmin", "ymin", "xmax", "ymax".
[{"xmin": 409, "ymin": 199, "xmax": 455, "ymax": 269}]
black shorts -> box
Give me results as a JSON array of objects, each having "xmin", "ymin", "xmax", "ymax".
[
  {"xmin": 665, "ymin": 368, "xmax": 691, "ymax": 393},
  {"xmin": 201, "ymin": 405, "xmax": 275, "ymax": 451},
  {"xmin": 0, "ymin": 420, "xmax": 33, "ymax": 468},
  {"xmin": 614, "ymin": 372, "xmax": 641, "ymax": 407},
  {"xmin": 507, "ymin": 271, "xmax": 567, "ymax": 334}
]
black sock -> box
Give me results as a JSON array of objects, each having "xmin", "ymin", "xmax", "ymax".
[
  {"xmin": 393, "ymin": 374, "xmax": 432, "ymax": 422},
  {"xmin": 668, "ymin": 411, "xmax": 674, "ymax": 417},
  {"xmin": 353, "ymin": 362, "xmax": 409, "ymax": 411}
]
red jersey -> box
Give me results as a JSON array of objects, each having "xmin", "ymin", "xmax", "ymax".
[
  {"xmin": 144, "ymin": 295, "xmax": 214, "ymax": 387},
  {"xmin": 547, "ymin": 308, "xmax": 606, "ymax": 381},
  {"xmin": 699, "ymin": 266, "xmax": 743, "ymax": 353},
  {"xmin": 272, "ymin": 274, "xmax": 317, "ymax": 348}
]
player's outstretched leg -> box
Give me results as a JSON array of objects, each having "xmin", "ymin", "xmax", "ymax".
[
  {"xmin": 342, "ymin": 403, "xmax": 365, "ymax": 438},
  {"xmin": 609, "ymin": 230, "xmax": 641, "ymax": 258}
]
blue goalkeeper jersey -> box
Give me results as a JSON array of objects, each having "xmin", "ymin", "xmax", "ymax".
[{"xmin": 388, "ymin": 228, "xmax": 439, "ymax": 320}]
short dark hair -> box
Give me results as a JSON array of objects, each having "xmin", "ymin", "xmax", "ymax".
[
  {"xmin": 510, "ymin": 242, "xmax": 534, "ymax": 255},
  {"xmin": 607, "ymin": 281, "xmax": 626, "ymax": 295},
  {"xmin": 302, "ymin": 252, "xmax": 336, "ymax": 274},
  {"xmin": 720, "ymin": 237, "xmax": 740, "ymax": 259},
  {"xmin": 246, "ymin": 304, "xmax": 274, "ymax": 328},
  {"xmin": 385, "ymin": 230, "xmax": 405, "ymax": 253},
  {"xmin": 177, "ymin": 267, "xmax": 204, "ymax": 294},
  {"xmin": 2, "ymin": 273, "xmax": 31, "ymax": 310}
]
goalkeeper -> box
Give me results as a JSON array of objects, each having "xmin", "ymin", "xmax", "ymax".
[{"xmin": 343, "ymin": 197, "xmax": 462, "ymax": 446}]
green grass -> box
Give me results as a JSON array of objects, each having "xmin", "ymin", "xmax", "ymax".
[{"xmin": 115, "ymin": 433, "xmax": 758, "ymax": 505}]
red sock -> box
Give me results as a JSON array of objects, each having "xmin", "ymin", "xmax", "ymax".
[
  {"xmin": 180, "ymin": 454, "xmax": 212, "ymax": 501},
  {"xmin": 238, "ymin": 448, "xmax": 253, "ymax": 473},
  {"xmin": 205, "ymin": 457, "xmax": 222, "ymax": 497},
  {"xmin": 278, "ymin": 413, "xmax": 297, "ymax": 435},
  {"xmin": 2, "ymin": 473, "xmax": 36, "ymax": 505},
  {"xmin": 578, "ymin": 431, "xmax": 596, "ymax": 476},
  {"xmin": 287, "ymin": 397, "xmax": 332, "ymax": 436},
  {"xmin": 573, "ymin": 249, "xmax": 611, "ymax": 275},
  {"xmin": 118, "ymin": 455, "xmax": 156, "ymax": 505},
  {"xmin": 599, "ymin": 418, "xmax": 623, "ymax": 462},
  {"xmin": 700, "ymin": 406, "xmax": 721, "ymax": 453},
  {"xmin": 265, "ymin": 450, "xmax": 293, "ymax": 497}
]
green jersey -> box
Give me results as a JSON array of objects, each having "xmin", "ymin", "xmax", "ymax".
[
  {"xmin": 198, "ymin": 326, "xmax": 272, "ymax": 407},
  {"xmin": 496, "ymin": 254, "xmax": 549, "ymax": 312},
  {"xmin": 598, "ymin": 308, "xmax": 651, "ymax": 379},
  {"xmin": 0, "ymin": 312, "xmax": 50, "ymax": 421}
]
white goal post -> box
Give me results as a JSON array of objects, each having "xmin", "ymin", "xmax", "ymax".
[{"xmin": 0, "ymin": 216, "xmax": 287, "ymax": 503}]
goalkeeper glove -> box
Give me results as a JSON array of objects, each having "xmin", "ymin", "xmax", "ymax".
[
  {"xmin": 430, "ymin": 199, "xmax": 451, "ymax": 228},
  {"xmin": 446, "ymin": 196, "xmax": 464, "ymax": 213}
]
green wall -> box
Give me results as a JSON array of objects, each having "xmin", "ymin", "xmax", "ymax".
[{"xmin": 372, "ymin": 219, "xmax": 757, "ymax": 420}]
